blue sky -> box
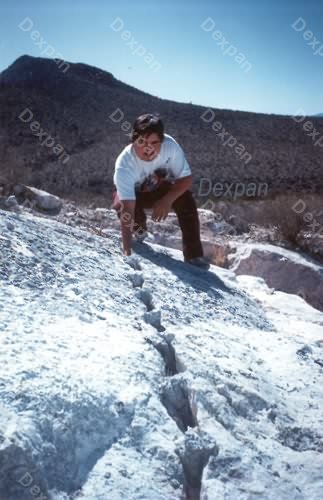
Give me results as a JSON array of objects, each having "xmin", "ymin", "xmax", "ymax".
[{"xmin": 0, "ymin": 0, "xmax": 322, "ymax": 115}]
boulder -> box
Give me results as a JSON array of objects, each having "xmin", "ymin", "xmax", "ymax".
[
  {"xmin": 4, "ymin": 195, "xmax": 19, "ymax": 209},
  {"xmin": 229, "ymin": 242, "xmax": 323, "ymax": 311},
  {"xmin": 13, "ymin": 184, "xmax": 62, "ymax": 213},
  {"xmin": 0, "ymin": 195, "xmax": 21, "ymax": 212}
]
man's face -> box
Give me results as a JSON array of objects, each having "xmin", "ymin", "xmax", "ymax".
[{"xmin": 133, "ymin": 133, "xmax": 162, "ymax": 161}]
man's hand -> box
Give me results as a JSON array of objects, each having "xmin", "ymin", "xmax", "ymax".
[
  {"xmin": 152, "ymin": 196, "xmax": 172, "ymax": 222},
  {"xmin": 151, "ymin": 176, "xmax": 193, "ymax": 222}
]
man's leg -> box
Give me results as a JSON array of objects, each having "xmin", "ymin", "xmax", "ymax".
[
  {"xmin": 172, "ymin": 191, "xmax": 204, "ymax": 261},
  {"xmin": 112, "ymin": 186, "xmax": 166, "ymax": 234},
  {"xmin": 112, "ymin": 184, "xmax": 204, "ymax": 259},
  {"xmin": 133, "ymin": 182, "xmax": 172, "ymax": 236}
]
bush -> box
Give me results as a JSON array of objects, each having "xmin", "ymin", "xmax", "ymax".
[{"xmin": 263, "ymin": 196, "xmax": 305, "ymax": 246}]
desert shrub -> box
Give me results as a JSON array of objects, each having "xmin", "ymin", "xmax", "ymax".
[{"xmin": 263, "ymin": 196, "xmax": 305, "ymax": 246}]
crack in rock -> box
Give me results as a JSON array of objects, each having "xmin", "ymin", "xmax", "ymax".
[
  {"xmin": 143, "ymin": 310, "xmax": 165, "ymax": 332},
  {"xmin": 123, "ymin": 255, "xmax": 142, "ymax": 271},
  {"xmin": 127, "ymin": 271, "xmax": 144, "ymax": 288},
  {"xmin": 136, "ymin": 287, "xmax": 154, "ymax": 311},
  {"xmin": 145, "ymin": 333, "xmax": 183, "ymax": 376},
  {"xmin": 176, "ymin": 429, "xmax": 218, "ymax": 500},
  {"xmin": 124, "ymin": 256, "xmax": 214, "ymax": 500},
  {"xmin": 160, "ymin": 377, "xmax": 198, "ymax": 433}
]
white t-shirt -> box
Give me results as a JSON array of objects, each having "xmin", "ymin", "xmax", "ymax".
[{"xmin": 113, "ymin": 133, "xmax": 192, "ymax": 200}]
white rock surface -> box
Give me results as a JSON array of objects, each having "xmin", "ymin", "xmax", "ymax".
[
  {"xmin": 228, "ymin": 242, "xmax": 323, "ymax": 312},
  {"xmin": 0, "ymin": 209, "xmax": 322, "ymax": 499}
]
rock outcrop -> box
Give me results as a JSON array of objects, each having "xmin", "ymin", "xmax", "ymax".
[
  {"xmin": 0, "ymin": 207, "xmax": 322, "ymax": 499},
  {"xmin": 229, "ymin": 242, "xmax": 323, "ymax": 311},
  {"xmin": 13, "ymin": 184, "xmax": 63, "ymax": 213}
]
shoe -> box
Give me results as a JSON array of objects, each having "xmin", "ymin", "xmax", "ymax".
[
  {"xmin": 134, "ymin": 230, "xmax": 149, "ymax": 243},
  {"xmin": 185, "ymin": 256, "xmax": 210, "ymax": 271}
]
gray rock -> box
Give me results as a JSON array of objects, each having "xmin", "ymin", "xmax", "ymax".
[
  {"xmin": 229, "ymin": 242, "xmax": 323, "ymax": 311},
  {"xmin": 4, "ymin": 195, "xmax": 18, "ymax": 208},
  {"xmin": 0, "ymin": 208, "xmax": 322, "ymax": 500},
  {"xmin": 14, "ymin": 184, "xmax": 62, "ymax": 213}
]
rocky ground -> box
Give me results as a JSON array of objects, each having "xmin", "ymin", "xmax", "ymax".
[
  {"xmin": 64, "ymin": 192, "xmax": 323, "ymax": 313},
  {"xmin": 0, "ymin": 201, "xmax": 323, "ymax": 499},
  {"xmin": 3, "ymin": 186, "xmax": 322, "ymax": 312}
]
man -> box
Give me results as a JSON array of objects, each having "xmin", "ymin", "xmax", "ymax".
[{"xmin": 112, "ymin": 113, "xmax": 209, "ymax": 270}]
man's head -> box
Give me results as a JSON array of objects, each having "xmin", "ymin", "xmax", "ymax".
[{"xmin": 131, "ymin": 113, "xmax": 164, "ymax": 161}]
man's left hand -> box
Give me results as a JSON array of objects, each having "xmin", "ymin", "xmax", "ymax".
[{"xmin": 152, "ymin": 196, "xmax": 172, "ymax": 222}]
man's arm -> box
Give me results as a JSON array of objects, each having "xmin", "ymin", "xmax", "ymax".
[
  {"xmin": 120, "ymin": 200, "xmax": 135, "ymax": 255},
  {"xmin": 152, "ymin": 175, "xmax": 192, "ymax": 222}
]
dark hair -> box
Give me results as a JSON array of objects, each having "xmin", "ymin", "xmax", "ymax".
[{"xmin": 131, "ymin": 113, "xmax": 164, "ymax": 143}]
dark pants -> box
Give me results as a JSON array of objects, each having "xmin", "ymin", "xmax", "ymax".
[{"xmin": 112, "ymin": 182, "xmax": 204, "ymax": 261}]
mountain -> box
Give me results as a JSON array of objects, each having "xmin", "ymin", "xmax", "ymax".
[
  {"xmin": 0, "ymin": 207, "xmax": 323, "ymax": 499},
  {"xmin": 0, "ymin": 55, "xmax": 323, "ymax": 198}
]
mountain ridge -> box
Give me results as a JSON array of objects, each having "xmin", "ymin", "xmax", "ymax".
[{"xmin": 0, "ymin": 55, "xmax": 322, "ymax": 198}]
